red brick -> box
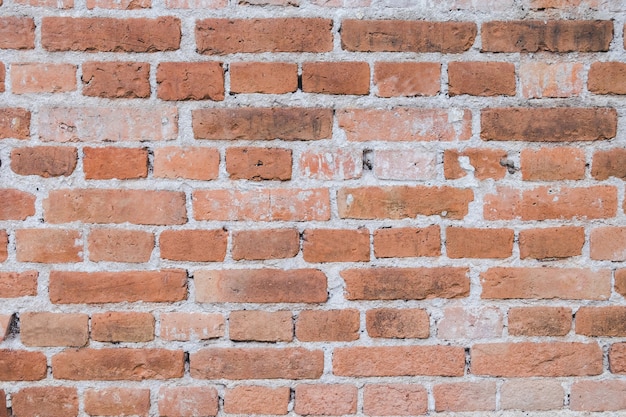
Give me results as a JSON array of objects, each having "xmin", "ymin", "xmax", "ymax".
[
  {"xmin": 437, "ymin": 307, "xmax": 503, "ymax": 339},
  {"xmin": 226, "ymin": 147, "xmax": 292, "ymax": 180},
  {"xmin": 232, "ymin": 229, "xmax": 299, "ymax": 260},
  {"xmin": 12, "ymin": 388, "xmax": 78, "ymax": 417},
  {"xmin": 610, "ymin": 343, "xmax": 626, "ymax": 373},
  {"xmin": 471, "ymin": 342, "xmax": 602, "ymax": 376},
  {"xmin": 0, "ymin": 64, "xmax": 4, "ymax": 93},
  {"xmin": 366, "ymin": 308, "xmax": 429, "ymax": 339},
  {"xmin": 195, "ymin": 269, "xmax": 327, "ymax": 303},
  {"xmin": 159, "ymin": 229, "xmax": 227, "ymax": 262},
  {"xmin": 20, "ymin": 312, "xmax": 88, "ymax": 347},
  {"xmin": 482, "ymin": 20, "xmax": 612, "ymax": 52},
  {"xmin": 153, "ymin": 147, "xmax": 219, "ymax": 180},
  {"xmin": 590, "ymin": 227, "xmax": 626, "ymax": 260},
  {"xmin": 519, "ymin": 226, "xmax": 584, "ymax": 259},
  {"xmin": 49, "ymin": 269, "xmax": 187, "ymax": 304},
  {"xmin": 529, "ymin": 0, "xmax": 601, "ymax": 9},
  {"xmin": 342, "ymin": 20, "xmax": 476, "ymax": 52},
  {"xmin": 0, "ymin": 231, "xmax": 5, "ymax": 263},
  {"xmin": 190, "ymin": 347, "xmax": 323, "ymax": 379},
  {"xmin": 303, "ymin": 229, "xmax": 370, "ymax": 262},
  {"xmin": 448, "ymin": 62, "xmax": 515, "ymax": 96},
  {"xmin": 444, "ymin": 148, "xmax": 507, "ymax": 180},
  {"xmin": 15, "ymin": 0, "xmax": 73, "ymax": 7},
  {"xmin": 16, "ymin": 229, "xmax": 82, "ymax": 263},
  {"xmin": 592, "ymin": 148, "xmax": 626, "ymax": 180},
  {"xmin": 52, "ymin": 348, "xmax": 184, "ymax": 380},
  {"xmin": 616, "ymin": 270, "xmax": 626, "ymax": 298},
  {"xmin": 0, "ymin": 350, "xmax": 47, "ymax": 381},
  {"xmin": 299, "ymin": 148, "xmax": 362, "ymax": 180},
  {"xmin": 193, "ymin": 188, "xmax": 330, "ymax": 221},
  {"xmin": 44, "ymin": 189, "xmax": 187, "ymax": 225},
  {"xmin": 296, "ymin": 309, "xmax": 359, "ymax": 342},
  {"xmin": 508, "ymin": 307, "xmax": 572, "ymax": 336},
  {"xmin": 158, "ymin": 387, "xmax": 218, "ymax": 417},
  {"xmin": 481, "ymin": 108, "xmax": 617, "ymax": 141},
  {"xmin": 12, "ymin": 63, "xmax": 76, "ymax": 94},
  {"xmin": 342, "ymin": 267, "xmax": 469, "ymax": 300},
  {"xmin": 0, "ymin": 18, "xmax": 35, "ymax": 49},
  {"xmin": 87, "ymin": 0, "xmax": 150, "ymax": 8},
  {"xmin": 42, "ymin": 17, "xmax": 181, "ymax": 52},
  {"xmin": 446, "ymin": 227, "xmax": 513, "ymax": 259},
  {"xmin": 11, "ymin": 146, "xmax": 77, "ymax": 177},
  {"xmin": 374, "ymin": 62, "xmax": 440, "ymax": 97},
  {"xmin": 481, "ymin": 267, "xmax": 611, "ymax": 300},
  {"xmin": 501, "ymin": 380, "xmax": 564, "ymax": 411},
  {"xmin": 363, "ymin": 384, "xmax": 427, "ymax": 416},
  {"xmin": 295, "ymin": 384, "xmax": 357, "ymax": 416},
  {"xmin": 82, "ymin": 61, "xmax": 150, "ymax": 99},
  {"xmin": 39, "ymin": 107, "xmax": 178, "ymax": 142},
  {"xmin": 85, "ymin": 388, "xmax": 150, "ymax": 417},
  {"xmin": 0, "ymin": 108, "xmax": 30, "ymax": 139},
  {"xmin": 375, "ymin": 149, "xmax": 437, "ymax": 180},
  {"xmin": 338, "ymin": 108, "xmax": 472, "ymax": 142},
  {"xmin": 484, "ymin": 186, "xmax": 617, "ymax": 221},
  {"xmin": 374, "ymin": 226, "xmax": 441, "ymax": 258},
  {"xmin": 157, "ymin": 62, "xmax": 224, "ymax": 101},
  {"xmin": 224, "ymin": 386, "xmax": 289, "ymax": 415},
  {"xmin": 333, "ymin": 346, "xmax": 465, "ymax": 377},
  {"xmin": 196, "ymin": 18, "xmax": 332, "ymax": 54},
  {"xmin": 571, "ymin": 380, "xmax": 626, "ymax": 411},
  {"xmin": 88, "ymin": 229, "xmax": 154, "ymax": 263},
  {"xmin": 521, "ymin": 147, "xmax": 586, "ymax": 181},
  {"xmin": 576, "ymin": 307, "xmax": 626, "ymax": 336},
  {"xmin": 160, "ymin": 312, "xmax": 224, "ymax": 341},
  {"xmin": 83, "ymin": 147, "xmax": 148, "ymax": 179},
  {"xmin": 589, "ymin": 62, "xmax": 626, "ymax": 94},
  {"xmin": 0, "ymin": 316, "xmax": 10, "ymax": 342},
  {"xmin": 302, "ymin": 62, "xmax": 369, "ymax": 95},
  {"xmin": 521, "ymin": 61, "xmax": 583, "ymax": 98},
  {"xmin": 193, "ymin": 108, "xmax": 332, "ymax": 141},
  {"xmin": 339, "ymin": 186, "xmax": 473, "ymax": 220},
  {"xmin": 92, "ymin": 312, "xmax": 155, "ymax": 342},
  {"xmin": 0, "ymin": 390, "xmax": 5, "ymax": 417},
  {"xmin": 230, "ymin": 62, "xmax": 297, "ymax": 94},
  {"xmin": 0, "ymin": 271, "xmax": 38, "ymax": 298},
  {"xmin": 434, "ymin": 382, "xmax": 496, "ymax": 412},
  {"xmin": 0, "ymin": 189, "xmax": 35, "ymax": 220},
  {"xmin": 229, "ymin": 310, "xmax": 292, "ymax": 342}
]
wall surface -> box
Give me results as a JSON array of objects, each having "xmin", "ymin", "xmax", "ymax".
[{"xmin": 1, "ymin": 0, "xmax": 626, "ymax": 415}]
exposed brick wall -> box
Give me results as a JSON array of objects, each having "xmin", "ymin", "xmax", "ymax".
[{"xmin": 1, "ymin": 0, "xmax": 626, "ymax": 415}]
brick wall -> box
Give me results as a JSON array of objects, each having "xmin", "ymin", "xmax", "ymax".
[{"xmin": 1, "ymin": 0, "xmax": 626, "ymax": 415}]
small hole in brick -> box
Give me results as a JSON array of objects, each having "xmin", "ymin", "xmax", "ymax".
[{"xmin": 363, "ymin": 149, "xmax": 373, "ymax": 170}]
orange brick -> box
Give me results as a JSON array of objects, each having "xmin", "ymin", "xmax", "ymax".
[
  {"xmin": 0, "ymin": 231, "xmax": 6, "ymax": 262},
  {"xmin": 296, "ymin": 309, "xmax": 359, "ymax": 342},
  {"xmin": 153, "ymin": 147, "xmax": 219, "ymax": 180},
  {"xmin": 85, "ymin": 388, "xmax": 150, "ymax": 417},
  {"xmin": 160, "ymin": 312, "xmax": 224, "ymax": 341},
  {"xmin": 338, "ymin": 108, "xmax": 472, "ymax": 142},
  {"xmin": 302, "ymin": 61, "xmax": 369, "ymax": 95},
  {"xmin": 610, "ymin": 343, "xmax": 626, "ymax": 373},
  {"xmin": 232, "ymin": 229, "xmax": 299, "ymax": 260},
  {"xmin": 159, "ymin": 229, "xmax": 227, "ymax": 262},
  {"xmin": 0, "ymin": 18, "xmax": 35, "ymax": 49},
  {"xmin": 0, "ymin": 189, "xmax": 35, "ymax": 220},
  {"xmin": 230, "ymin": 62, "xmax": 297, "ymax": 94},
  {"xmin": 508, "ymin": 307, "xmax": 572, "ymax": 336},
  {"xmin": 158, "ymin": 387, "xmax": 218, "ymax": 417},
  {"xmin": 226, "ymin": 147, "xmax": 292, "ymax": 180},
  {"xmin": 434, "ymin": 382, "xmax": 496, "ymax": 412},
  {"xmin": 224, "ymin": 386, "xmax": 290, "ymax": 415},
  {"xmin": 91, "ymin": 312, "xmax": 155, "ymax": 342},
  {"xmin": 521, "ymin": 61, "xmax": 583, "ymax": 98},
  {"xmin": 373, "ymin": 226, "xmax": 441, "ymax": 258},
  {"xmin": 446, "ymin": 227, "xmax": 513, "ymax": 259},
  {"xmin": 20, "ymin": 312, "xmax": 88, "ymax": 347},
  {"xmin": 157, "ymin": 62, "xmax": 224, "ymax": 101},
  {"xmin": 589, "ymin": 62, "xmax": 626, "ymax": 94},
  {"xmin": 576, "ymin": 307, "xmax": 626, "ymax": 336},
  {"xmin": 12, "ymin": 388, "xmax": 77, "ymax": 417},
  {"xmin": 363, "ymin": 384, "xmax": 428, "ymax": 416},
  {"xmin": 15, "ymin": 0, "xmax": 73, "ymax": 8},
  {"xmin": 590, "ymin": 227, "xmax": 626, "ymax": 261},
  {"xmin": 0, "ymin": 350, "xmax": 47, "ymax": 381},
  {"xmin": 521, "ymin": 147, "xmax": 586, "ymax": 181},
  {"xmin": 437, "ymin": 307, "xmax": 503, "ymax": 339},
  {"xmin": 295, "ymin": 384, "xmax": 357, "ymax": 416},
  {"xmin": 16, "ymin": 229, "xmax": 82, "ymax": 263},
  {"xmin": 12, "ymin": 63, "xmax": 76, "ymax": 94},
  {"xmin": 88, "ymin": 228, "xmax": 154, "ymax": 263},
  {"xmin": 303, "ymin": 229, "xmax": 370, "ymax": 262},
  {"xmin": 0, "ymin": 64, "xmax": 4, "ymax": 93},
  {"xmin": 592, "ymin": 148, "xmax": 626, "ymax": 180},
  {"xmin": 0, "ymin": 271, "xmax": 38, "ymax": 298},
  {"xmin": 229, "ymin": 310, "xmax": 292, "ymax": 342},
  {"xmin": 342, "ymin": 267, "xmax": 469, "ymax": 300},
  {"xmin": 11, "ymin": 146, "xmax": 77, "ymax": 177},
  {"xmin": 299, "ymin": 148, "xmax": 362, "ymax": 180},
  {"xmin": 501, "ymin": 380, "xmax": 564, "ymax": 411},
  {"xmin": 571, "ymin": 380, "xmax": 626, "ymax": 411},
  {"xmin": 519, "ymin": 226, "xmax": 584, "ymax": 259},
  {"xmin": 83, "ymin": 147, "xmax": 148, "ymax": 179},
  {"xmin": 0, "ymin": 316, "xmax": 11, "ymax": 342},
  {"xmin": 615, "ymin": 270, "xmax": 626, "ymax": 298},
  {"xmin": 366, "ymin": 308, "xmax": 429, "ymax": 339},
  {"xmin": 374, "ymin": 62, "xmax": 440, "ymax": 97},
  {"xmin": 82, "ymin": 62, "xmax": 150, "ymax": 98},
  {"xmin": 0, "ymin": 108, "xmax": 30, "ymax": 139},
  {"xmin": 444, "ymin": 148, "xmax": 507, "ymax": 180},
  {"xmin": 448, "ymin": 62, "xmax": 515, "ymax": 96}
]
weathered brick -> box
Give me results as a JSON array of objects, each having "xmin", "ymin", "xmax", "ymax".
[
  {"xmin": 508, "ymin": 307, "xmax": 572, "ymax": 336},
  {"xmin": 616, "ymin": 270, "xmax": 626, "ymax": 298},
  {"xmin": 590, "ymin": 227, "xmax": 626, "ymax": 261},
  {"xmin": 302, "ymin": 62, "xmax": 369, "ymax": 95},
  {"xmin": 15, "ymin": 0, "xmax": 73, "ymax": 7},
  {"xmin": 610, "ymin": 343, "xmax": 626, "ymax": 373},
  {"xmin": 16, "ymin": 229, "xmax": 82, "ymax": 263},
  {"xmin": 87, "ymin": 0, "xmax": 150, "ymax": 8},
  {"xmin": 190, "ymin": 348, "xmax": 323, "ymax": 379},
  {"xmin": 296, "ymin": 309, "xmax": 359, "ymax": 342},
  {"xmin": 481, "ymin": 108, "xmax": 617, "ymax": 141},
  {"xmin": 0, "ymin": 189, "xmax": 35, "ymax": 220},
  {"xmin": 160, "ymin": 312, "xmax": 224, "ymax": 341},
  {"xmin": 521, "ymin": 61, "xmax": 583, "ymax": 98},
  {"xmin": 437, "ymin": 307, "xmax": 503, "ymax": 339},
  {"xmin": 294, "ymin": 384, "xmax": 357, "ymax": 416},
  {"xmin": 0, "ymin": 350, "xmax": 47, "ymax": 381},
  {"xmin": 576, "ymin": 307, "xmax": 626, "ymax": 336},
  {"xmin": 196, "ymin": 18, "xmax": 332, "ymax": 54},
  {"xmin": 157, "ymin": 62, "xmax": 224, "ymax": 101},
  {"xmin": 12, "ymin": 63, "xmax": 76, "ymax": 94},
  {"xmin": 0, "ymin": 316, "xmax": 10, "ymax": 342},
  {"xmin": 501, "ymin": 380, "xmax": 564, "ymax": 411},
  {"xmin": 434, "ymin": 382, "xmax": 496, "ymax": 412},
  {"xmin": 195, "ymin": 269, "xmax": 327, "ymax": 303},
  {"xmin": 589, "ymin": 62, "xmax": 626, "ymax": 94},
  {"xmin": 224, "ymin": 386, "xmax": 290, "ymax": 415},
  {"xmin": 571, "ymin": 380, "xmax": 626, "ymax": 411},
  {"xmin": 374, "ymin": 149, "xmax": 437, "ymax": 180},
  {"xmin": 448, "ymin": 62, "xmax": 515, "ymax": 96},
  {"xmin": 0, "ymin": 64, "xmax": 4, "ymax": 93},
  {"xmin": 0, "ymin": 108, "xmax": 30, "ymax": 139},
  {"xmin": 82, "ymin": 62, "xmax": 150, "ymax": 98},
  {"xmin": 49, "ymin": 269, "xmax": 187, "ymax": 304},
  {"xmin": 88, "ymin": 229, "xmax": 154, "ymax": 263},
  {"xmin": 521, "ymin": 147, "xmax": 586, "ymax": 181},
  {"xmin": 299, "ymin": 148, "xmax": 362, "ymax": 180},
  {"xmin": 229, "ymin": 311, "xmax": 292, "ymax": 342},
  {"xmin": 303, "ymin": 229, "xmax": 370, "ymax": 262},
  {"xmin": 374, "ymin": 62, "xmax": 440, "ymax": 97},
  {"xmin": 159, "ymin": 229, "xmax": 227, "ymax": 262},
  {"xmin": 85, "ymin": 388, "xmax": 150, "ymax": 417},
  {"xmin": 42, "ymin": 17, "xmax": 181, "ymax": 52},
  {"xmin": 374, "ymin": 226, "xmax": 441, "ymax": 258},
  {"xmin": 444, "ymin": 148, "xmax": 507, "ymax": 180},
  {"xmin": 338, "ymin": 108, "xmax": 472, "ymax": 142},
  {"xmin": 592, "ymin": 148, "xmax": 626, "ymax": 180},
  {"xmin": 165, "ymin": 0, "xmax": 224, "ymax": 7},
  {"xmin": 153, "ymin": 147, "xmax": 219, "ymax": 180},
  {"xmin": 12, "ymin": 388, "xmax": 78, "ymax": 417},
  {"xmin": 230, "ymin": 62, "xmax": 297, "ymax": 94},
  {"xmin": 11, "ymin": 146, "xmax": 77, "ymax": 177},
  {"xmin": 158, "ymin": 387, "xmax": 218, "ymax": 417},
  {"xmin": 481, "ymin": 267, "xmax": 611, "ymax": 300},
  {"xmin": 519, "ymin": 226, "xmax": 584, "ymax": 259},
  {"xmin": 232, "ymin": 229, "xmax": 299, "ymax": 260},
  {"xmin": 52, "ymin": 348, "xmax": 184, "ymax": 380},
  {"xmin": 0, "ymin": 271, "xmax": 38, "ymax": 298},
  {"xmin": 83, "ymin": 147, "xmax": 148, "ymax": 179},
  {"xmin": 446, "ymin": 227, "xmax": 514, "ymax": 259},
  {"xmin": 0, "ymin": 18, "xmax": 35, "ymax": 49},
  {"xmin": 363, "ymin": 384, "xmax": 428, "ymax": 416},
  {"xmin": 226, "ymin": 147, "xmax": 292, "ymax": 180},
  {"xmin": 342, "ymin": 267, "xmax": 469, "ymax": 300},
  {"xmin": 20, "ymin": 312, "xmax": 88, "ymax": 347},
  {"xmin": 91, "ymin": 312, "xmax": 155, "ymax": 342},
  {"xmin": 366, "ymin": 308, "xmax": 429, "ymax": 339},
  {"xmin": 342, "ymin": 20, "xmax": 476, "ymax": 52},
  {"xmin": 0, "ymin": 231, "xmax": 6, "ymax": 263}
]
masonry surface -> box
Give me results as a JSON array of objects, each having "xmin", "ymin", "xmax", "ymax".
[{"xmin": 1, "ymin": 0, "xmax": 626, "ymax": 416}]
